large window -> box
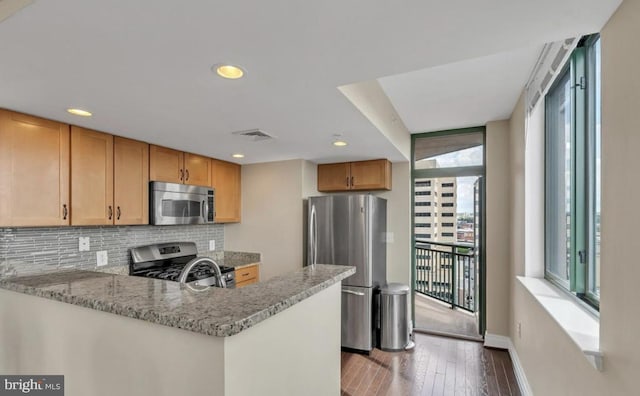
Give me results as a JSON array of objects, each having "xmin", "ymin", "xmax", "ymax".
[{"xmin": 545, "ymin": 35, "xmax": 601, "ymax": 308}]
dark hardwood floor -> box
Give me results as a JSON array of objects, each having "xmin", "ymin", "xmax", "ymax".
[{"xmin": 341, "ymin": 333, "xmax": 520, "ymax": 396}]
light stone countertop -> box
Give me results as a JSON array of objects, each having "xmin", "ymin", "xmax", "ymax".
[
  {"xmin": 0, "ymin": 264, "xmax": 354, "ymax": 337},
  {"xmin": 199, "ymin": 251, "xmax": 261, "ymax": 269}
]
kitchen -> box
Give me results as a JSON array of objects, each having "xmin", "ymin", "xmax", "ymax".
[
  {"xmin": 2, "ymin": 0, "xmax": 635, "ymax": 396},
  {"xmin": 0, "ymin": 106, "xmax": 366, "ymax": 395}
]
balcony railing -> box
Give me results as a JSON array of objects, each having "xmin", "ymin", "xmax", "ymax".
[{"xmin": 414, "ymin": 239, "xmax": 478, "ymax": 312}]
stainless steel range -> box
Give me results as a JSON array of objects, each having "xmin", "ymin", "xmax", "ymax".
[{"xmin": 129, "ymin": 242, "xmax": 235, "ymax": 288}]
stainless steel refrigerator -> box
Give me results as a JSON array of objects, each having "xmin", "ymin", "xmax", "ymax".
[{"xmin": 307, "ymin": 195, "xmax": 387, "ymax": 351}]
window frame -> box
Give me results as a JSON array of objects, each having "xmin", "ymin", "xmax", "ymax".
[{"xmin": 544, "ymin": 34, "xmax": 601, "ymax": 309}]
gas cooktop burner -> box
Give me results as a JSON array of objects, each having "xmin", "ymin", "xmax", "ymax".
[
  {"xmin": 129, "ymin": 242, "xmax": 237, "ymax": 288},
  {"xmin": 140, "ymin": 263, "xmax": 232, "ymax": 283}
]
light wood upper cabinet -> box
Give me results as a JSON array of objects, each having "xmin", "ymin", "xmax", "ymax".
[
  {"xmin": 149, "ymin": 145, "xmax": 184, "ymax": 184},
  {"xmin": 184, "ymin": 153, "xmax": 211, "ymax": 186},
  {"xmin": 350, "ymin": 159, "xmax": 392, "ymax": 191},
  {"xmin": 317, "ymin": 159, "xmax": 391, "ymax": 192},
  {"xmin": 114, "ymin": 137, "xmax": 149, "ymax": 225},
  {"xmin": 72, "ymin": 131, "xmax": 149, "ymax": 226},
  {"xmin": 317, "ymin": 162, "xmax": 351, "ymax": 192},
  {"xmin": 0, "ymin": 109, "xmax": 70, "ymax": 226},
  {"xmin": 149, "ymin": 145, "xmax": 212, "ymax": 187},
  {"xmin": 211, "ymin": 159, "xmax": 241, "ymax": 223},
  {"xmin": 70, "ymin": 126, "xmax": 114, "ymax": 226}
]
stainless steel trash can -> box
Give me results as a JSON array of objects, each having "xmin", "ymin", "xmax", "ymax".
[{"xmin": 379, "ymin": 283, "xmax": 411, "ymax": 351}]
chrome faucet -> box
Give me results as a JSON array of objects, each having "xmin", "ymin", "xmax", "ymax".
[{"xmin": 178, "ymin": 258, "xmax": 226, "ymax": 288}]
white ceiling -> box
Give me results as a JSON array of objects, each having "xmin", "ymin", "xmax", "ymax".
[
  {"xmin": 378, "ymin": 46, "xmax": 544, "ymax": 133},
  {"xmin": 0, "ymin": 0, "xmax": 621, "ymax": 164}
]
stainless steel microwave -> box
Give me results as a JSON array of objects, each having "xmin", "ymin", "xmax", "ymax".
[{"xmin": 150, "ymin": 182, "xmax": 215, "ymax": 225}]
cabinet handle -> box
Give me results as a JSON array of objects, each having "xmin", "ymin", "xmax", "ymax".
[
  {"xmin": 116, "ymin": 206, "xmax": 121, "ymax": 220},
  {"xmin": 350, "ymin": 176, "xmax": 354, "ymax": 187},
  {"xmin": 179, "ymin": 169, "xmax": 184, "ymax": 181},
  {"xmin": 108, "ymin": 206, "xmax": 113, "ymax": 220},
  {"xmin": 346, "ymin": 177, "xmax": 349, "ymax": 187},
  {"xmin": 185, "ymin": 169, "xmax": 189, "ymax": 181},
  {"xmin": 62, "ymin": 204, "xmax": 68, "ymax": 220}
]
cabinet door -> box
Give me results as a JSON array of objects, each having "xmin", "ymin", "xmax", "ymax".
[
  {"xmin": 114, "ymin": 137, "xmax": 149, "ymax": 225},
  {"xmin": 184, "ymin": 153, "xmax": 211, "ymax": 187},
  {"xmin": 350, "ymin": 159, "xmax": 392, "ymax": 191},
  {"xmin": 149, "ymin": 145, "xmax": 184, "ymax": 183},
  {"xmin": 211, "ymin": 159, "xmax": 241, "ymax": 222},
  {"xmin": 71, "ymin": 127, "xmax": 114, "ymax": 225},
  {"xmin": 0, "ymin": 110, "xmax": 70, "ymax": 226},
  {"xmin": 317, "ymin": 162, "xmax": 351, "ymax": 192}
]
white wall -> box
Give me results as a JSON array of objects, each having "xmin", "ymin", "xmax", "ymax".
[
  {"xmin": 485, "ymin": 120, "xmax": 512, "ymax": 336},
  {"xmin": 508, "ymin": 2, "xmax": 640, "ymax": 394},
  {"xmin": 225, "ymin": 160, "xmax": 306, "ymax": 280},
  {"xmin": 373, "ymin": 162, "xmax": 411, "ymax": 285},
  {"xmin": 338, "ymin": 81, "xmax": 411, "ymax": 160},
  {"xmin": 523, "ymin": 97, "xmax": 545, "ymax": 278}
]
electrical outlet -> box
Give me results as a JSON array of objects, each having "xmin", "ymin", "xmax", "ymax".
[
  {"xmin": 385, "ymin": 232, "xmax": 394, "ymax": 243},
  {"xmin": 79, "ymin": 237, "xmax": 90, "ymax": 252},
  {"xmin": 517, "ymin": 322, "xmax": 522, "ymax": 339},
  {"xmin": 209, "ymin": 240, "xmax": 216, "ymax": 251},
  {"xmin": 96, "ymin": 251, "xmax": 108, "ymax": 267}
]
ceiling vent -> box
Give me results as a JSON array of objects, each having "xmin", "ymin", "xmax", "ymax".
[{"xmin": 232, "ymin": 129, "xmax": 275, "ymax": 142}]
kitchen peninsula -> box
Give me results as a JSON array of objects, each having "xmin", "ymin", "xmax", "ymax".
[{"xmin": 0, "ymin": 264, "xmax": 354, "ymax": 396}]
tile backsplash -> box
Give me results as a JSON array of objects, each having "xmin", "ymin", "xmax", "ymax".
[{"xmin": 0, "ymin": 224, "xmax": 224, "ymax": 278}]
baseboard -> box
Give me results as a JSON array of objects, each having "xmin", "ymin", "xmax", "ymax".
[
  {"xmin": 484, "ymin": 333, "xmax": 533, "ymax": 396},
  {"xmin": 507, "ymin": 339, "xmax": 534, "ymax": 396},
  {"xmin": 483, "ymin": 332, "xmax": 510, "ymax": 349}
]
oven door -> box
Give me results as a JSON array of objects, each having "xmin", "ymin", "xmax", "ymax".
[{"xmin": 151, "ymin": 190, "xmax": 208, "ymax": 225}]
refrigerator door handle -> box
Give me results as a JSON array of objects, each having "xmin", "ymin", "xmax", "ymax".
[
  {"xmin": 310, "ymin": 204, "xmax": 317, "ymax": 266},
  {"xmin": 342, "ymin": 289, "xmax": 365, "ymax": 296}
]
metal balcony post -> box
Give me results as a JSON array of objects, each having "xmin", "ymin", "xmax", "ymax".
[{"xmin": 451, "ymin": 247, "xmax": 457, "ymax": 309}]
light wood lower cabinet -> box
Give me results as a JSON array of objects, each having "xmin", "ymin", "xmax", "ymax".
[
  {"xmin": 211, "ymin": 159, "xmax": 241, "ymax": 223},
  {"xmin": 114, "ymin": 137, "xmax": 149, "ymax": 225},
  {"xmin": 0, "ymin": 110, "xmax": 70, "ymax": 226},
  {"xmin": 71, "ymin": 127, "xmax": 114, "ymax": 225},
  {"xmin": 235, "ymin": 264, "xmax": 259, "ymax": 288}
]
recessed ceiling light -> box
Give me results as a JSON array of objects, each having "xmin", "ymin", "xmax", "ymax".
[
  {"xmin": 232, "ymin": 153, "xmax": 245, "ymax": 158},
  {"xmin": 67, "ymin": 108, "xmax": 92, "ymax": 117},
  {"xmin": 214, "ymin": 64, "xmax": 245, "ymax": 79},
  {"xmin": 332, "ymin": 134, "xmax": 348, "ymax": 147}
]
